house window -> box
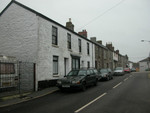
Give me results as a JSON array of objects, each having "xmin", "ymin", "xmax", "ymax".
[
  {"xmin": 52, "ymin": 26, "xmax": 58, "ymax": 45},
  {"xmin": 78, "ymin": 39, "xmax": 81, "ymax": 52},
  {"xmin": 87, "ymin": 61, "xmax": 90, "ymax": 68},
  {"xmin": 67, "ymin": 33, "xmax": 71, "ymax": 49},
  {"xmin": 87, "ymin": 43, "xmax": 90, "ymax": 55},
  {"xmin": 53, "ymin": 56, "xmax": 58, "ymax": 75},
  {"xmin": 95, "ymin": 61, "xmax": 97, "ymax": 69}
]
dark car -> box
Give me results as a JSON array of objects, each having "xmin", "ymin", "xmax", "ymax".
[
  {"xmin": 99, "ymin": 68, "xmax": 113, "ymax": 81},
  {"xmin": 57, "ymin": 68, "xmax": 98, "ymax": 91}
]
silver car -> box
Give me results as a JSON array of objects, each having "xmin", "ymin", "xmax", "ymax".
[{"xmin": 114, "ymin": 67, "xmax": 125, "ymax": 76}]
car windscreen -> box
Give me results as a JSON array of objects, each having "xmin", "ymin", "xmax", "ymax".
[
  {"xmin": 78, "ymin": 70, "xmax": 87, "ymax": 76},
  {"xmin": 67, "ymin": 70, "xmax": 79, "ymax": 76},
  {"xmin": 100, "ymin": 69, "xmax": 108, "ymax": 73},
  {"xmin": 115, "ymin": 67, "xmax": 123, "ymax": 70},
  {"xmin": 67, "ymin": 70, "xmax": 86, "ymax": 76}
]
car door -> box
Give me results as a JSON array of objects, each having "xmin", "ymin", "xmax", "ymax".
[
  {"xmin": 86, "ymin": 70, "xmax": 93, "ymax": 85},
  {"xmin": 89, "ymin": 69, "xmax": 96, "ymax": 83}
]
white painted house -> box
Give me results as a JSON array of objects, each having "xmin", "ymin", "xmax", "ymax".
[
  {"xmin": 139, "ymin": 57, "xmax": 150, "ymax": 72},
  {"xmin": 0, "ymin": 0, "xmax": 95, "ymax": 90}
]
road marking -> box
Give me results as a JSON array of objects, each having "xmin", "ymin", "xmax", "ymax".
[
  {"xmin": 113, "ymin": 82, "xmax": 122, "ymax": 89},
  {"xmin": 124, "ymin": 77, "xmax": 129, "ymax": 81},
  {"xmin": 74, "ymin": 92, "xmax": 107, "ymax": 113}
]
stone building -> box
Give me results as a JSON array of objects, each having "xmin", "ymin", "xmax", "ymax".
[
  {"xmin": 106, "ymin": 43, "xmax": 114, "ymax": 70},
  {"xmin": 90, "ymin": 37, "xmax": 108, "ymax": 69}
]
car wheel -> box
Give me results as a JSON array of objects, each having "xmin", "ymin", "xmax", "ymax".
[
  {"xmin": 106, "ymin": 76, "xmax": 109, "ymax": 81},
  {"xmin": 59, "ymin": 87, "xmax": 64, "ymax": 92},
  {"xmin": 81, "ymin": 82, "xmax": 86, "ymax": 91},
  {"xmin": 94, "ymin": 79, "xmax": 98, "ymax": 86}
]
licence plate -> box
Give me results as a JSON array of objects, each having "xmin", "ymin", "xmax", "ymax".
[{"xmin": 62, "ymin": 85, "xmax": 70, "ymax": 88}]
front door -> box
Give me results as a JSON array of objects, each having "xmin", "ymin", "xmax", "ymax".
[
  {"xmin": 72, "ymin": 56, "xmax": 80, "ymax": 70},
  {"xmin": 64, "ymin": 58, "xmax": 69, "ymax": 76}
]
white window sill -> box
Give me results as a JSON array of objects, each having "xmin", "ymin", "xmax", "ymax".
[
  {"xmin": 53, "ymin": 75, "xmax": 59, "ymax": 77},
  {"xmin": 52, "ymin": 44, "xmax": 59, "ymax": 48}
]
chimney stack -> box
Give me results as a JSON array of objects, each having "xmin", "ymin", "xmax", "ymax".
[
  {"xmin": 97, "ymin": 40, "xmax": 102, "ymax": 45},
  {"xmin": 106, "ymin": 42, "xmax": 114, "ymax": 51},
  {"xmin": 116, "ymin": 50, "xmax": 119, "ymax": 54},
  {"xmin": 78, "ymin": 29, "xmax": 87, "ymax": 38},
  {"xmin": 66, "ymin": 18, "xmax": 74, "ymax": 31},
  {"xmin": 90, "ymin": 37, "xmax": 96, "ymax": 42}
]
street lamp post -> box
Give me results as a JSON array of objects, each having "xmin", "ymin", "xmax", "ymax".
[{"xmin": 141, "ymin": 40, "xmax": 150, "ymax": 43}]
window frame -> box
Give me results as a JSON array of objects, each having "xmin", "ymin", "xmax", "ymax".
[
  {"xmin": 78, "ymin": 39, "xmax": 82, "ymax": 53},
  {"xmin": 87, "ymin": 42, "xmax": 90, "ymax": 55},
  {"xmin": 53, "ymin": 56, "xmax": 59, "ymax": 75},
  {"xmin": 52, "ymin": 26, "xmax": 58, "ymax": 45},
  {"xmin": 87, "ymin": 61, "xmax": 90, "ymax": 68},
  {"xmin": 67, "ymin": 33, "xmax": 71, "ymax": 49}
]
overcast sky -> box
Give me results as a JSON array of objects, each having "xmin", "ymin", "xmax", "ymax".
[{"xmin": 0, "ymin": 0, "xmax": 150, "ymax": 62}]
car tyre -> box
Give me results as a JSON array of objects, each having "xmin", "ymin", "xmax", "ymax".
[
  {"xmin": 106, "ymin": 76, "xmax": 109, "ymax": 81},
  {"xmin": 81, "ymin": 82, "xmax": 86, "ymax": 91},
  {"xmin": 94, "ymin": 79, "xmax": 98, "ymax": 86}
]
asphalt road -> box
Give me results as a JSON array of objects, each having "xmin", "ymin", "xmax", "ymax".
[{"xmin": 0, "ymin": 72, "xmax": 150, "ymax": 113}]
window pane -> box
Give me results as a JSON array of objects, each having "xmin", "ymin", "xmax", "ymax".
[
  {"xmin": 72, "ymin": 59, "xmax": 76, "ymax": 69},
  {"xmin": 76, "ymin": 59, "xmax": 79, "ymax": 69},
  {"xmin": 67, "ymin": 33, "xmax": 71, "ymax": 49},
  {"xmin": 52, "ymin": 26, "xmax": 57, "ymax": 45},
  {"xmin": 53, "ymin": 56, "xmax": 58, "ymax": 74}
]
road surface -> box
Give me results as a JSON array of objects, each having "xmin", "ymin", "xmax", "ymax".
[{"xmin": 0, "ymin": 72, "xmax": 150, "ymax": 113}]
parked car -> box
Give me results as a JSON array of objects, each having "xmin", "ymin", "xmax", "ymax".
[
  {"xmin": 114, "ymin": 67, "xmax": 125, "ymax": 76},
  {"xmin": 107, "ymin": 68, "xmax": 114, "ymax": 76},
  {"xmin": 99, "ymin": 68, "xmax": 113, "ymax": 81},
  {"xmin": 57, "ymin": 68, "xmax": 98, "ymax": 91},
  {"xmin": 124, "ymin": 68, "xmax": 131, "ymax": 73},
  {"xmin": 131, "ymin": 68, "xmax": 136, "ymax": 72},
  {"xmin": 145, "ymin": 68, "xmax": 150, "ymax": 71}
]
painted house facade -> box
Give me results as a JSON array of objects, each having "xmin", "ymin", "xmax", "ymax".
[
  {"xmin": 139, "ymin": 57, "xmax": 150, "ymax": 72},
  {"xmin": 0, "ymin": 1, "xmax": 95, "ymax": 90}
]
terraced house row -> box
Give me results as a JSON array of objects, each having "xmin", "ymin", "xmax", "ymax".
[{"xmin": 0, "ymin": 0, "xmax": 128, "ymax": 90}]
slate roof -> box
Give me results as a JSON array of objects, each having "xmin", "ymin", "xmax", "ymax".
[
  {"xmin": 0, "ymin": 0, "xmax": 108, "ymax": 50},
  {"xmin": 139, "ymin": 57, "xmax": 150, "ymax": 62}
]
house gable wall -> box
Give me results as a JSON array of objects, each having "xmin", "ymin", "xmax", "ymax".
[{"xmin": 0, "ymin": 3, "xmax": 38, "ymax": 62}]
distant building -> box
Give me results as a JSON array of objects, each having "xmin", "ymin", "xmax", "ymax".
[
  {"xmin": 90, "ymin": 37, "xmax": 108, "ymax": 69},
  {"xmin": 139, "ymin": 57, "xmax": 150, "ymax": 72},
  {"xmin": 106, "ymin": 43, "xmax": 114, "ymax": 70}
]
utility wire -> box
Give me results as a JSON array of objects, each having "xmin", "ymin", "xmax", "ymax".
[{"xmin": 76, "ymin": 0, "xmax": 126, "ymax": 31}]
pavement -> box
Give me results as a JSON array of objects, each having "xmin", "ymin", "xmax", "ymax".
[{"xmin": 0, "ymin": 87, "xmax": 59, "ymax": 108}]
